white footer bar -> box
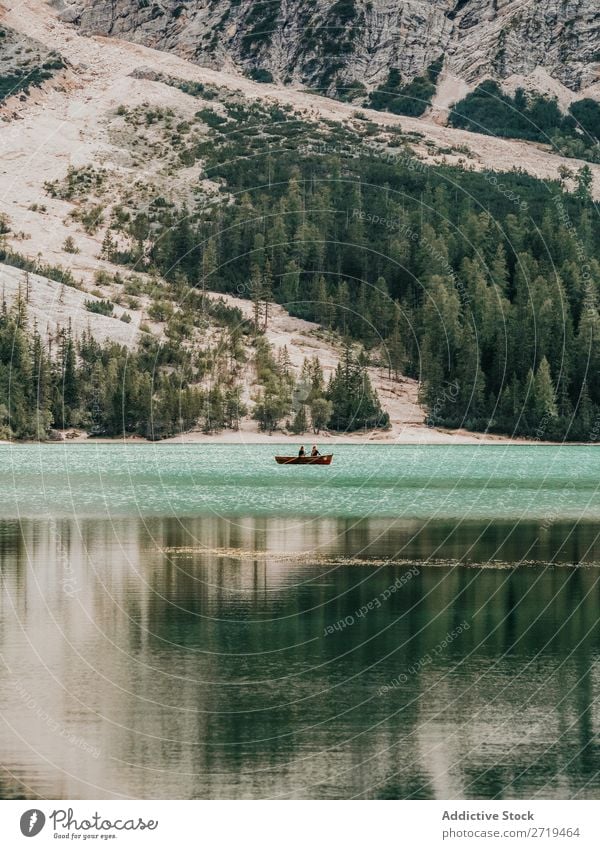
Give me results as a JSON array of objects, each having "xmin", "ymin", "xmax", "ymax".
[{"xmin": 0, "ymin": 800, "xmax": 598, "ymax": 848}]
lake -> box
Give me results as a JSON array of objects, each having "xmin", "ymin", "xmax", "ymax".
[{"xmin": 0, "ymin": 444, "xmax": 599, "ymax": 799}]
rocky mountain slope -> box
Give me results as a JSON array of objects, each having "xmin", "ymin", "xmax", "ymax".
[{"xmin": 57, "ymin": 0, "xmax": 600, "ymax": 99}]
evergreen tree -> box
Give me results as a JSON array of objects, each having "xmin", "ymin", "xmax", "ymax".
[
  {"xmin": 291, "ymin": 403, "xmax": 308, "ymax": 434},
  {"xmin": 387, "ymin": 304, "xmax": 405, "ymax": 380},
  {"xmin": 533, "ymin": 356, "xmax": 558, "ymax": 421},
  {"xmin": 327, "ymin": 343, "xmax": 388, "ymax": 431},
  {"xmin": 310, "ymin": 397, "xmax": 332, "ymax": 433},
  {"xmin": 250, "ymin": 272, "xmax": 263, "ymax": 332},
  {"xmin": 262, "ymin": 259, "xmax": 274, "ymax": 330}
]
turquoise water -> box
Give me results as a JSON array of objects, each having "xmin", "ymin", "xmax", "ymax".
[
  {"xmin": 0, "ymin": 443, "xmax": 598, "ymax": 519},
  {"xmin": 1, "ymin": 445, "xmax": 600, "ymax": 799}
]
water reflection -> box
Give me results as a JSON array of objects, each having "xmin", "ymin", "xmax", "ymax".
[{"xmin": 1, "ymin": 515, "xmax": 600, "ymax": 799}]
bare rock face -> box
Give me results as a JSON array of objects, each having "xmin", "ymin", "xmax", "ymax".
[
  {"xmin": 57, "ymin": 8, "xmax": 82, "ymax": 23},
  {"xmin": 59, "ymin": 0, "xmax": 600, "ymax": 93}
]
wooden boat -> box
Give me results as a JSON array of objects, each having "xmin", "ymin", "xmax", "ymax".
[{"xmin": 275, "ymin": 454, "xmax": 333, "ymax": 465}]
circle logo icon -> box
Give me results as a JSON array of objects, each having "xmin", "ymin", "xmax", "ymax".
[{"xmin": 20, "ymin": 810, "xmax": 45, "ymax": 837}]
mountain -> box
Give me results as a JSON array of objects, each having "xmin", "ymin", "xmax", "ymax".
[
  {"xmin": 1, "ymin": 0, "xmax": 600, "ymax": 443},
  {"xmin": 57, "ymin": 0, "xmax": 600, "ymax": 100}
]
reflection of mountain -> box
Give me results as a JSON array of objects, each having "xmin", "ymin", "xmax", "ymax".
[{"xmin": 0, "ymin": 515, "xmax": 599, "ymax": 798}]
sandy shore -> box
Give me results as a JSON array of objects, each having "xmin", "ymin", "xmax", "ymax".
[
  {"xmin": 18, "ymin": 424, "xmax": 538, "ymax": 445},
  {"xmin": 160, "ymin": 428, "xmax": 531, "ymax": 445},
  {"xmin": 1, "ymin": 427, "xmax": 588, "ymax": 445}
]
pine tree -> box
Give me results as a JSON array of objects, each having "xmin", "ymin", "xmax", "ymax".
[
  {"xmin": 130, "ymin": 212, "xmax": 150, "ymax": 259},
  {"xmin": 576, "ymin": 380, "xmax": 594, "ymax": 438},
  {"xmin": 62, "ymin": 322, "xmax": 78, "ymax": 415},
  {"xmin": 387, "ymin": 304, "xmax": 405, "ymax": 380},
  {"xmin": 327, "ymin": 343, "xmax": 388, "ymax": 431},
  {"xmin": 250, "ymin": 272, "xmax": 263, "ymax": 333},
  {"xmin": 268, "ymin": 202, "xmax": 288, "ymax": 280},
  {"xmin": 291, "ymin": 403, "xmax": 307, "ymax": 434},
  {"xmin": 101, "ymin": 230, "xmax": 117, "ymax": 261},
  {"xmin": 308, "ymin": 355, "xmax": 325, "ymax": 398},
  {"xmin": 285, "ymin": 170, "xmax": 303, "ymax": 239},
  {"xmin": 312, "ymin": 275, "xmax": 328, "ymax": 324},
  {"xmin": 336, "ymin": 281, "xmax": 350, "ymax": 335},
  {"xmin": 575, "ymin": 165, "xmax": 593, "ymax": 203},
  {"xmin": 263, "ymin": 259, "xmax": 274, "ymax": 330},
  {"xmin": 281, "ymin": 260, "xmax": 300, "ymax": 307},
  {"xmin": 201, "ymin": 237, "xmax": 217, "ymax": 297},
  {"xmin": 533, "ymin": 356, "xmax": 558, "ymax": 421},
  {"xmin": 369, "ymin": 276, "xmax": 390, "ymax": 339},
  {"xmin": 31, "ymin": 321, "xmax": 51, "ymax": 421},
  {"xmin": 310, "ymin": 397, "xmax": 332, "ymax": 433}
]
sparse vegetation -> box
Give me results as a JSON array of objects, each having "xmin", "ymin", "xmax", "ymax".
[
  {"xmin": 449, "ymin": 81, "xmax": 600, "ymax": 163},
  {"xmin": 69, "ymin": 204, "xmax": 105, "ymax": 235},
  {"xmin": 240, "ymin": 1, "xmax": 281, "ymax": 56},
  {"xmin": 0, "ymin": 248, "xmax": 80, "ymax": 288},
  {"xmin": 0, "ymin": 58, "xmax": 64, "ymax": 103},
  {"xmin": 85, "ymin": 298, "xmax": 114, "ymax": 317},
  {"xmin": 368, "ymin": 58, "xmax": 443, "ymax": 117},
  {"xmin": 248, "ymin": 68, "xmax": 274, "ymax": 84},
  {"xmin": 45, "ymin": 166, "xmax": 107, "ymax": 201},
  {"xmin": 62, "ymin": 236, "xmax": 79, "ymax": 254}
]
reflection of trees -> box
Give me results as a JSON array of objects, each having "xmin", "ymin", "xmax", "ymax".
[
  {"xmin": 1, "ymin": 516, "xmax": 599, "ymax": 798},
  {"xmin": 0, "ymin": 771, "xmax": 42, "ymax": 800}
]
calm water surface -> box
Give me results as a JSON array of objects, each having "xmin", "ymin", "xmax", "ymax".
[
  {"xmin": 0, "ymin": 442, "xmax": 599, "ymax": 520},
  {"xmin": 1, "ymin": 445, "xmax": 600, "ymax": 799}
]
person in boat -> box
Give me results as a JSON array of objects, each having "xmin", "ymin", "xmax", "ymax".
[
  {"xmin": 311, "ymin": 445, "xmax": 320, "ymax": 457},
  {"xmin": 298, "ymin": 446, "xmax": 306, "ymax": 457}
]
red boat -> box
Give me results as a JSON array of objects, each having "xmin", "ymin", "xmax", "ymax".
[{"xmin": 275, "ymin": 454, "xmax": 333, "ymax": 465}]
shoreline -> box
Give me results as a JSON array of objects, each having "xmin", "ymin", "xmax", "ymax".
[{"xmin": 0, "ymin": 431, "xmax": 592, "ymax": 446}]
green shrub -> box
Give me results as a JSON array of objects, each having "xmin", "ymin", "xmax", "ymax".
[
  {"xmin": 62, "ymin": 236, "xmax": 79, "ymax": 254},
  {"xmin": 248, "ymin": 68, "xmax": 274, "ymax": 83},
  {"xmin": 368, "ymin": 58, "xmax": 443, "ymax": 117},
  {"xmin": 85, "ymin": 298, "xmax": 114, "ymax": 316}
]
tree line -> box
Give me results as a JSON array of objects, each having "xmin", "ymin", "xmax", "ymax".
[
  {"xmin": 0, "ymin": 281, "xmax": 386, "ymax": 440},
  {"xmin": 0, "ymin": 288, "xmax": 247, "ymax": 440}
]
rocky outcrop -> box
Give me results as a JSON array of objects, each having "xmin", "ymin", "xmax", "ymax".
[{"xmin": 56, "ymin": 0, "xmax": 600, "ymax": 94}]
